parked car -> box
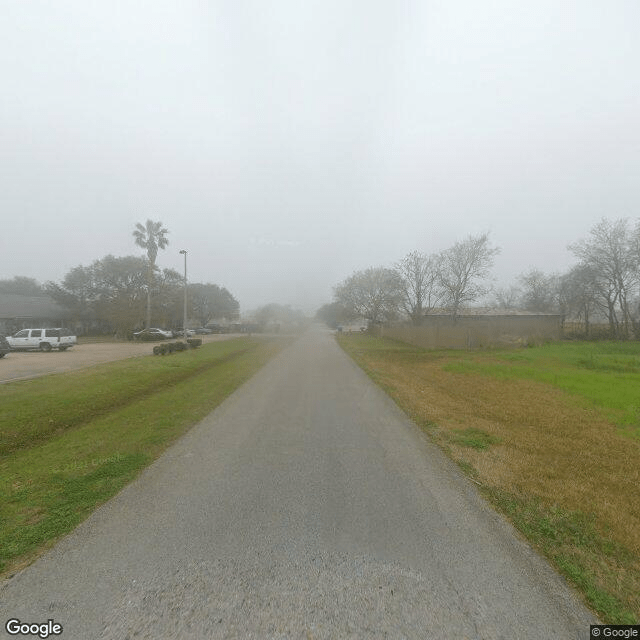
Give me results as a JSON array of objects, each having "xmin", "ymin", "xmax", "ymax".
[
  {"xmin": 173, "ymin": 328, "xmax": 196, "ymax": 338},
  {"xmin": 6, "ymin": 328, "xmax": 77, "ymax": 352},
  {"xmin": 132, "ymin": 328, "xmax": 173, "ymax": 341},
  {"xmin": 0, "ymin": 336, "xmax": 10, "ymax": 358}
]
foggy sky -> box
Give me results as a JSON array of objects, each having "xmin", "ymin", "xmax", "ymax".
[{"xmin": 2, "ymin": 1, "xmax": 639, "ymax": 313}]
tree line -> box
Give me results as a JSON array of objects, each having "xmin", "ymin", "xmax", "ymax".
[
  {"xmin": 320, "ymin": 232, "xmax": 499, "ymax": 327},
  {"xmin": 0, "ymin": 219, "xmax": 239, "ymax": 336},
  {"xmin": 321, "ymin": 218, "xmax": 640, "ymax": 339},
  {"xmin": 497, "ymin": 218, "xmax": 640, "ymax": 338}
]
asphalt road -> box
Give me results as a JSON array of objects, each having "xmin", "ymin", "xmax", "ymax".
[{"xmin": 0, "ymin": 325, "xmax": 596, "ymax": 639}]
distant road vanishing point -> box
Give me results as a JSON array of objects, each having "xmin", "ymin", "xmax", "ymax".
[{"xmin": 0, "ymin": 325, "xmax": 596, "ymax": 639}]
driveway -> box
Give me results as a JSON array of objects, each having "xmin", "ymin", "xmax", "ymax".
[
  {"xmin": 0, "ymin": 325, "xmax": 596, "ymax": 638},
  {"xmin": 0, "ymin": 335, "xmax": 240, "ymax": 384}
]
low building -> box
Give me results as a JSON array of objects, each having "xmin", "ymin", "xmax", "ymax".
[{"xmin": 0, "ymin": 293, "xmax": 73, "ymax": 336}]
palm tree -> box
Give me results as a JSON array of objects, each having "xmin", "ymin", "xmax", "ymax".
[{"xmin": 133, "ymin": 219, "xmax": 169, "ymax": 329}]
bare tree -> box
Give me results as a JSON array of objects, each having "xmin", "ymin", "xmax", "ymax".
[
  {"xmin": 396, "ymin": 251, "xmax": 443, "ymax": 325},
  {"xmin": 633, "ymin": 220, "xmax": 640, "ymax": 334},
  {"xmin": 133, "ymin": 219, "xmax": 169, "ymax": 329},
  {"xmin": 569, "ymin": 218, "xmax": 638, "ymax": 338},
  {"xmin": 518, "ymin": 269, "xmax": 561, "ymax": 313},
  {"xmin": 490, "ymin": 285, "xmax": 521, "ymax": 310},
  {"xmin": 334, "ymin": 267, "xmax": 404, "ymax": 324},
  {"xmin": 559, "ymin": 264, "xmax": 599, "ymax": 336},
  {"xmin": 438, "ymin": 232, "xmax": 500, "ymax": 319}
]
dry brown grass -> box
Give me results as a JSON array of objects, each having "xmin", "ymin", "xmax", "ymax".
[
  {"xmin": 340, "ymin": 337, "xmax": 640, "ymax": 622},
  {"xmin": 377, "ymin": 358, "xmax": 640, "ymax": 552}
]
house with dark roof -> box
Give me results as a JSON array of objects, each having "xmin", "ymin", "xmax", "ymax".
[{"xmin": 0, "ymin": 293, "xmax": 73, "ymax": 336}]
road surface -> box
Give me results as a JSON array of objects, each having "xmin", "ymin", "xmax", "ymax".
[{"xmin": 0, "ymin": 325, "xmax": 596, "ymax": 638}]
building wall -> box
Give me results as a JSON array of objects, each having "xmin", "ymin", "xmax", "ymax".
[{"xmin": 373, "ymin": 315, "xmax": 562, "ymax": 349}]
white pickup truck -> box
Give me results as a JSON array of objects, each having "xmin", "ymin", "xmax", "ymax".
[{"xmin": 7, "ymin": 328, "xmax": 77, "ymax": 352}]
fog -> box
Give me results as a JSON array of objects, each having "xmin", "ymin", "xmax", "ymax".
[{"xmin": 2, "ymin": 1, "xmax": 638, "ymax": 313}]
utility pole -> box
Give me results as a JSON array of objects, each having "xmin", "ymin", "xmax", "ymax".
[{"xmin": 179, "ymin": 249, "xmax": 187, "ymax": 341}]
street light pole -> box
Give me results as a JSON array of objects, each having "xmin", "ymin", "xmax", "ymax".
[{"xmin": 179, "ymin": 250, "xmax": 187, "ymax": 342}]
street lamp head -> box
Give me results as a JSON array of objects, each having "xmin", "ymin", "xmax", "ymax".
[{"xmin": 179, "ymin": 249, "xmax": 187, "ymax": 255}]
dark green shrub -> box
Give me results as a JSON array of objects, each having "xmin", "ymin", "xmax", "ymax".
[{"xmin": 152, "ymin": 341, "xmax": 196, "ymax": 355}]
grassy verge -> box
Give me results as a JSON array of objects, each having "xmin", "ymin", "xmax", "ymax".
[
  {"xmin": 337, "ymin": 333, "xmax": 640, "ymax": 624},
  {"xmin": 0, "ymin": 337, "xmax": 289, "ymax": 578}
]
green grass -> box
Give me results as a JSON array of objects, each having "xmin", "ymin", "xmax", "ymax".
[
  {"xmin": 0, "ymin": 338, "xmax": 261, "ymax": 456},
  {"xmin": 442, "ymin": 341, "xmax": 640, "ymax": 436},
  {"xmin": 0, "ymin": 337, "xmax": 289, "ymax": 576},
  {"xmin": 447, "ymin": 427, "xmax": 501, "ymax": 450},
  {"xmin": 484, "ymin": 487, "xmax": 637, "ymax": 625}
]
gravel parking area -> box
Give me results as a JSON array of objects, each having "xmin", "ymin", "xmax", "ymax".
[{"xmin": 0, "ymin": 335, "xmax": 240, "ymax": 384}]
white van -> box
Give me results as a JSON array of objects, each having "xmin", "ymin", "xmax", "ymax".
[{"xmin": 7, "ymin": 328, "xmax": 77, "ymax": 352}]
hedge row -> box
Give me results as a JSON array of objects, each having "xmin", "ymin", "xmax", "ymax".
[{"xmin": 152, "ymin": 339, "xmax": 202, "ymax": 355}]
